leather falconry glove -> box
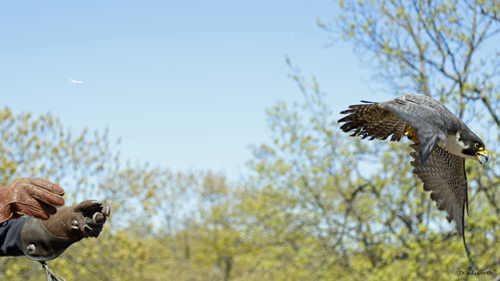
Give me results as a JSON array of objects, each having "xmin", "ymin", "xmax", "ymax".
[
  {"xmin": 21, "ymin": 200, "xmax": 111, "ymax": 261},
  {"xmin": 0, "ymin": 178, "xmax": 65, "ymax": 223}
]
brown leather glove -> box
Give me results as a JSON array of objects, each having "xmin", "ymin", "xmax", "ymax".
[
  {"xmin": 0, "ymin": 178, "xmax": 65, "ymax": 223},
  {"xmin": 21, "ymin": 200, "xmax": 111, "ymax": 261}
]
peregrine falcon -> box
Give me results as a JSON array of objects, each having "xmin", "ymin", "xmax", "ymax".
[{"xmin": 338, "ymin": 94, "xmax": 489, "ymax": 263}]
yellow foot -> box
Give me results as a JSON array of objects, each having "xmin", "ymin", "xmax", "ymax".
[{"xmin": 405, "ymin": 126, "xmax": 419, "ymax": 143}]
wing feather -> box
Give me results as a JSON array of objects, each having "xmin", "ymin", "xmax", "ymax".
[
  {"xmin": 340, "ymin": 95, "xmax": 475, "ymax": 266},
  {"xmin": 409, "ymin": 143, "xmax": 471, "ymax": 261},
  {"xmin": 339, "ymin": 101, "xmax": 408, "ymax": 142},
  {"xmin": 379, "ymin": 97, "xmax": 450, "ymax": 165},
  {"xmin": 339, "ymin": 94, "xmax": 460, "ymax": 165}
]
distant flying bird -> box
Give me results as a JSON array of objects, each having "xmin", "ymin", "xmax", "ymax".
[
  {"xmin": 338, "ymin": 94, "xmax": 489, "ymax": 265},
  {"xmin": 69, "ymin": 78, "xmax": 83, "ymax": 84}
]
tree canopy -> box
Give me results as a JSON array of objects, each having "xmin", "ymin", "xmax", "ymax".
[{"xmin": 2, "ymin": 0, "xmax": 500, "ymax": 280}]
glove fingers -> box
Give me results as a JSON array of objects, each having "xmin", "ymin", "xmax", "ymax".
[
  {"xmin": 36, "ymin": 200, "xmax": 58, "ymax": 216},
  {"xmin": 83, "ymin": 224, "xmax": 102, "ymax": 237},
  {"xmin": 73, "ymin": 200, "xmax": 102, "ymax": 213},
  {"xmin": 84, "ymin": 219, "xmax": 104, "ymax": 230},
  {"xmin": 24, "ymin": 199, "xmax": 58, "ymax": 217},
  {"xmin": 102, "ymin": 205, "xmax": 111, "ymax": 217},
  {"xmin": 73, "ymin": 201, "xmax": 109, "ymax": 238},
  {"xmin": 28, "ymin": 198, "xmax": 58, "ymax": 215},
  {"xmin": 12, "ymin": 201, "xmax": 54, "ymax": 220},
  {"xmin": 29, "ymin": 184, "xmax": 65, "ymax": 207},
  {"xmin": 92, "ymin": 212, "xmax": 107, "ymax": 224},
  {"xmin": 26, "ymin": 178, "xmax": 65, "ymax": 196}
]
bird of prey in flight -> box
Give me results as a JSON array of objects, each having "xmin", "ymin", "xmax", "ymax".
[
  {"xmin": 338, "ymin": 94, "xmax": 489, "ymax": 266},
  {"xmin": 69, "ymin": 78, "xmax": 83, "ymax": 84}
]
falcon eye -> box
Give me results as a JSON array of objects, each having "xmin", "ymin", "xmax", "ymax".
[{"xmin": 475, "ymin": 143, "xmax": 483, "ymax": 150}]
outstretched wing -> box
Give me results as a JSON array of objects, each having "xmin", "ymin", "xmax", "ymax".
[
  {"xmin": 338, "ymin": 101, "xmax": 408, "ymax": 142},
  {"xmin": 409, "ymin": 143, "xmax": 471, "ymax": 260},
  {"xmin": 379, "ymin": 97, "xmax": 450, "ymax": 165},
  {"xmin": 339, "ymin": 95, "xmax": 455, "ymax": 165}
]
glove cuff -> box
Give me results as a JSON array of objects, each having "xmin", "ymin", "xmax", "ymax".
[{"xmin": 20, "ymin": 217, "xmax": 82, "ymax": 261}]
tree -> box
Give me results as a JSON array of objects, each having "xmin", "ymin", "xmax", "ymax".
[
  {"xmin": 5, "ymin": 1, "xmax": 500, "ymax": 280},
  {"xmin": 0, "ymin": 107, "xmax": 117, "ymax": 280},
  {"xmin": 321, "ymin": 0, "xmax": 500, "ymax": 123},
  {"xmin": 305, "ymin": 0, "xmax": 500, "ymax": 277}
]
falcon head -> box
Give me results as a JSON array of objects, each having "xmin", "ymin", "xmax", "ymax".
[{"xmin": 459, "ymin": 132, "xmax": 489, "ymax": 164}]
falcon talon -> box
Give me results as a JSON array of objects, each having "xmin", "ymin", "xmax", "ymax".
[{"xmin": 405, "ymin": 126, "xmax": 419, "ymax": 143}]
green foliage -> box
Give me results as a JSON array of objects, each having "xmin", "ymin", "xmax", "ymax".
[
  {"xmin": 3, "ymin": 1, "xmax": 500, "ymax": 280},
  {"xmin": 0, "ymin": 107, "xmax": 112, "ymax": 193},
  {"xmin": 322, "ymin": 0, "xmax": 500, "ymax": 124}
]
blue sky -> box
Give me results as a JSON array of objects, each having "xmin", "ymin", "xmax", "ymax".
[{"xmin": 0, "ymin": 1, "xmax": 380, "ymax": 178}]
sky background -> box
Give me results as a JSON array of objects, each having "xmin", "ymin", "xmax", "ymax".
[{"xmin": 0, "ymin": 1, "xmax": 384, "ymax": 179}]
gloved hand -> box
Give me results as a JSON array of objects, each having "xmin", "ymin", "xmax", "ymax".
[
  {"xmin": 21, "ymin": 200, "xmax": 111, "ymax": 261},
  {"xmin": 0, "ymin": 178, "xmax": 65, "ymax": 223},
  {"xmin": 42, "ymin": 200, "xmax": 111, "ymax": 238}
]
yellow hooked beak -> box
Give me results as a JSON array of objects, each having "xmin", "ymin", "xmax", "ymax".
[{"xmin": 476, "ymin": 149, "xmax": 489, "ymax": 164}]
